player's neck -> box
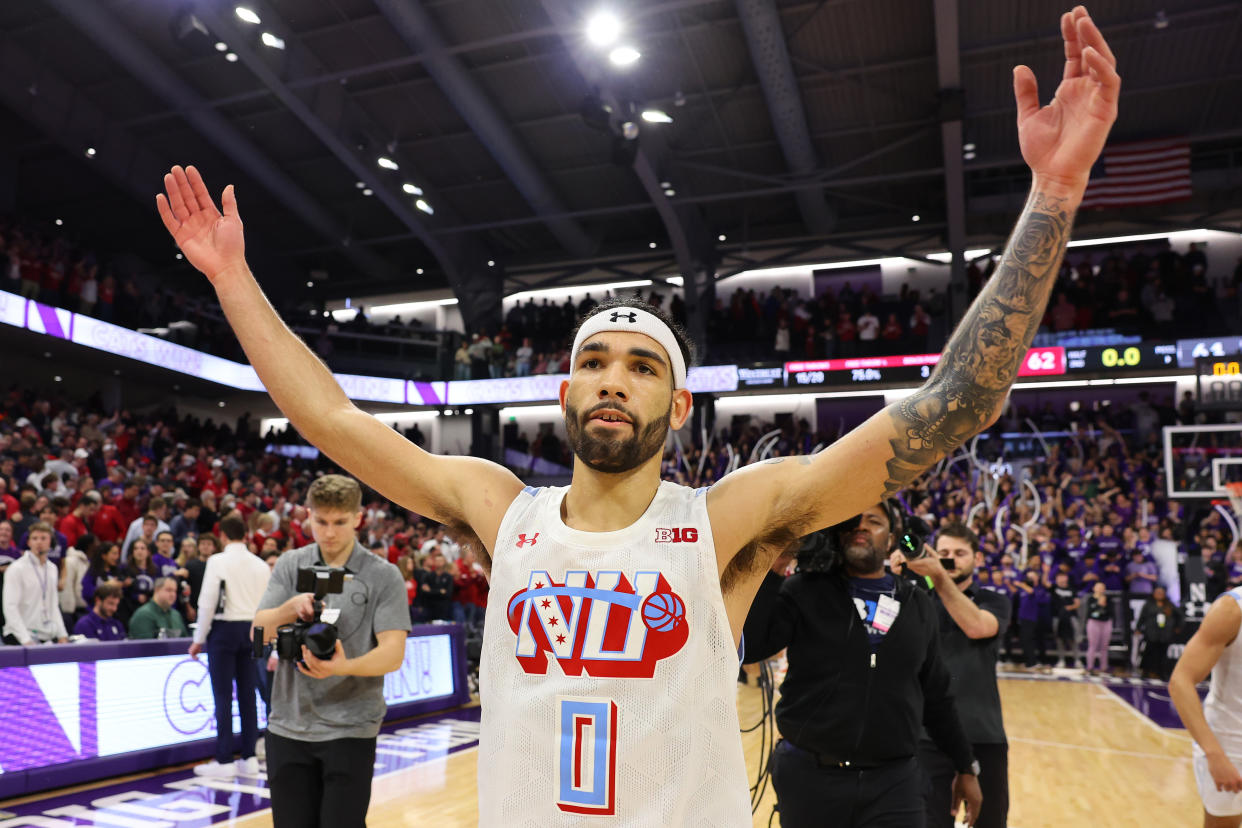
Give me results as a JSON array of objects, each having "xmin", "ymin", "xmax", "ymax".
[{"xmin": 564, "ymin": 460, "xmax": 660, "ymax": 533}]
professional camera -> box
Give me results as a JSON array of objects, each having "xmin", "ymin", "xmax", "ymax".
[
  {"xmin": 253, "ymin": 566, "xmax": 350, "ymax": 663},
  {"xmin": 794, "ymin": 499, "xmax": 932, "ymax": 576}
]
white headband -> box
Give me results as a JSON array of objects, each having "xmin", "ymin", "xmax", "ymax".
[{"xmin": 571, "ymin": 306, "xmax": 687, "ymax": 389}]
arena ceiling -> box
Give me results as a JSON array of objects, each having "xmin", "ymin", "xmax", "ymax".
[{"xmin": 2, "ymin": 0, "xmax": 1241, "ymax": 305}]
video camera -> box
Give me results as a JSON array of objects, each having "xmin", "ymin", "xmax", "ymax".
[
  {"xmin": 794, "ymin": 499, "xmax": 935, "ymax": 577},
  {"xmin": 253, "ymin": 566, "xmax": 351, "ymax": 663}
]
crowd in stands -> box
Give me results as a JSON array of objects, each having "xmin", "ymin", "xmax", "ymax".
[
  {"xmin": 6, "ymin": 214, "xmax": 1241, "ymax": 384},
  {"xmin": 4, "ymin": 371, "xmax": 1236, "ymax": 686},
  {"xmin": 0, "ymin": 389, "xmax": 488, "ymax": 646}
]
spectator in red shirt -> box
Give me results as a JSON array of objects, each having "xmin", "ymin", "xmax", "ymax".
[
  {"xmin": 836, "ymin": 311, "xmax": 857, "ymax": 357},
  {"xmin": 0, "ymin": 478, "xmax": 18, "ymax": 520},
  {"xmin": 91, "ymin": 489, "xmax": 127, "ymax": 543},
  {"xmin": 115, "ymin": 482, "xmax": 142, "ymax": 528},
  {"xmin": 453, "ymin": 548, "xmax": 487, "ymax": 631},
  {"xmin": 57, "ymin": 492, "xmax": 99, "ymax": 548},
  {"xmin": 881, "ymin": 313, "xmax": 903, "ymax": 354}
]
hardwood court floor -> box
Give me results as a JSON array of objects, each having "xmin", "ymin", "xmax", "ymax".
[{"xmin": 220, "ymin": 677, "xmax": 1200, "ymax": 827}]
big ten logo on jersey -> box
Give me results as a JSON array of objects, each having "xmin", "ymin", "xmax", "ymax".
[
  {"xmin": 655, "ymin": 527, "xmax": 697, "ymax": 543},
  {"xmin": 507, "ymin": 570, "xmax": 688, "ymax": 678}
]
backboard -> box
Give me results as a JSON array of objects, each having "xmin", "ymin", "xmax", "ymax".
[{"xmin": 1163, "ymin": 424, "xmax": 1242, "ymax": 500}]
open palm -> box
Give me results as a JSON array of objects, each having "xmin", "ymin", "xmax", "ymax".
[
  {"xmin": 1014, "ymin": 7, "xmax": 1120, "ymax": 190},
  {"xmin": 156, "ymin": 165, "xmax": 246, "ymax": 283}
]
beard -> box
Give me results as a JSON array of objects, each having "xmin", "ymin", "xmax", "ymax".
[
  {"xmin": 951, "ymin": 566, "xmax": 974, "ymax": 585},
  {"xmin": 565, "ymin": 400, "xmax": 669, "ymax": 474},
  {"xmin": 842, "ymin": 538, "xmax": 887, "ymax": 575}
]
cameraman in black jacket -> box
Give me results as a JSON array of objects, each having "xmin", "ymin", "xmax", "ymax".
[{"xmin": 744, "ymin": 501, "xmax": 982, "ymax": 828}]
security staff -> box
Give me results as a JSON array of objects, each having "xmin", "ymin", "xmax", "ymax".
[
  {"xmin": 189, "ymin": 512, "xmax": 270, "ymax": 777},
  {"xmin": 744, "ymin": 502, "xmax": 982, "ymax": 828},
  {"xmin": 894, "ymin": 521, "xmax": 1012, "ymax": 828},
  {"xmin": 253, "ymin": 475, "xmax": 410, "ymax": 828}
]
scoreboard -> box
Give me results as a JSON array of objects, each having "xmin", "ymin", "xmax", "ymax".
[
  {"xmin": 1196, "ymin": 357, "xmax": 1242, "ymax": 411},
  {"xmin": 1065, "ymin": 343, "xmax": 1177, "ymax": 373},
  {"xmin": 785, "ymin": 347, "xmax": 1066, "ymax": 388}
]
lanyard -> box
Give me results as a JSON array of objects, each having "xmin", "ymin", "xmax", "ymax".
[{"xmin": 29, "ymin": 553, "xmax": 53, "ymax": 631}]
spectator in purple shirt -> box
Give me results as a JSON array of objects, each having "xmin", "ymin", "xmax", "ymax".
[
  {"xmin": 1093, "ymin": 523, "xmax": 1122, "ymax": 558},
  {"xmin": 1125, "ymin": 549, "xmax": 1159, "ymax": 597},
  {"xmin": 124, "ymin": 538, "xmax": 160, "ymax": 617},
  {"xmin": 82, "ymin": 541, "xmax": 127, "ymax": 605},
  {"xmin": 1013, "ymin": 570, "xmax": 1051, "ymax": 670},
  {"xmin": 1096, "ymin": 551, "xmax": 1125, "ymax": 591},
  {"xmin": 72, "ymin": 581, "xmax": 126, "ymax": 641}
]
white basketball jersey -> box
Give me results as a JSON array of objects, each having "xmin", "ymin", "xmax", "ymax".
[
  {"xmin": 477, "ymin": 481, "xmax": 751, "ymax": 826},
  {"xmin": 1198, "ymin": 588, "xmax": 1242, "ymax": 758}
]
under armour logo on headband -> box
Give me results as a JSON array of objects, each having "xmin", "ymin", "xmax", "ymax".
[{"xmin": 609, "ymin": 311, "xmax": 638, "ymax": 323}]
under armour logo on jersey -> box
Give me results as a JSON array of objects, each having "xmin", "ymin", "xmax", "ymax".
[
  {"xmin": 609, "ymin": 311, "xmax": 638, "ymax": 323},
  {"xmin": 516, "ymin": 533, "xmax": 540, "ymax": 548},
  {"xmin": 507, "ymin": 570, "xmax": 689, "ymax": 679}
]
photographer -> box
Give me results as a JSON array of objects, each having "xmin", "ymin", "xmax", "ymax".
[
  {"xmin": 253, "ymin": 475, "xmax": 410, "ymax": 828},
  {"xmin": 743, "ymin": 501, "xmax": 981, "ymax": 828},
  {"xmin": 894, "ymin": 521, "xmax": 1012, "ymax": 828}
]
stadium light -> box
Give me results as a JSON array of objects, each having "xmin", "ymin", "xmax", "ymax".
[
  {"xmin": 586, "ymin": 11, "xmax": 621, "ymax": 47},
  {"xmin": 609, "ymin": 45, "xmax": 640, "ymax": 67},
  {"xmin": 641, "ymin": 109, "xmax": 672, "ymax": 124},
  {"xmin": 912, "ymin": 214, "xmax": 921, "ymax": 222},
  {"xmin": 215, "ymin": 41, "xmax": 228, "ymax": 52},
  {"xmin": 235, "ymin": 6, "xmax": 260, "ymax": 24},
  {"xmin": 402, "ymin": 183, "xmax": 423, "ymax": 195},
  {"xmin": 415, "ymin": 199, "xmax": 434, "ymax": 215},
  {"xmin": 377, "ymin": 157, "xmax": 399, "ymax": 170},
  {"xmin": 85, "ymin": 147, "xmax": 96, "ymax": 157},
  {"xmin": 260, "ymin": 32, "xmax": 285, "ymax": 49},
  {"xmin": 362, "ymin": 188, "xmax": 373, "ymax": 196},
  {"xmin": 225, "ymin": 52, "xmax": 239, "ymax": 62}
]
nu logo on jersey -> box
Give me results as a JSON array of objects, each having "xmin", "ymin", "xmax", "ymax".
[{"xmin": 507, "ymin": 570, "xmax": 688, "ymax": 678}]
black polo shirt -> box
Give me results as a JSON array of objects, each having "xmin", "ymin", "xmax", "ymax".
[{"xmin": 930, "ymin": 581, "xmax": 1012, "ymax": 745}]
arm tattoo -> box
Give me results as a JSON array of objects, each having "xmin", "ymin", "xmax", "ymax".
[{"xmin": 883, "ymin": 190, "xmax": 1075, "ymax": 495}]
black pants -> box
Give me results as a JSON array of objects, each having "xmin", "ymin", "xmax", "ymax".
[
  {"xmin": 920, "ymin": 740, "xmax": 1009, "ymax": 828},
  {"xmin": 770, "ymin": 741, "xmax": 924, "ymax": 828},
  {"xmin": 1140, "ymin": 638, "xmax": 1171, "ymax": 679},
  {"xmin": 1018, "ymin": 618, "xmax": 1047, "ymax": 667},
  {"xmin": 266, "ymin": 730, "xmax": 377, "ymax": 828},
  {"xmin": 206, "ymin": 620, "xmax": 260, "ymax": 763}
]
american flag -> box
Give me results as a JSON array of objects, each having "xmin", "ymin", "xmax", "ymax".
[{"xmin": 1080, "ymin": 137, "xmax": 1192, "ymax": 209}]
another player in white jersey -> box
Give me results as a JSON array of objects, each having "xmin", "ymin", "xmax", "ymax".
[
  {"xmin": 1172, "ymin": 588, "xmax": 1242, "ymax": 827},
  {"xmin": 155, "ymin": 7, "xmax": 1116, "ymax": 821}
]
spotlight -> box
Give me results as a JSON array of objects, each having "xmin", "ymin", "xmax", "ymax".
[
  {"xmin": 225, "ymin": 52, "xmax": 239, "ymax": 62},
  {"xmin": 648, "ymin": 242, "xmax": 657, "ymax": 249},
  {"xmin": 912, "ymin": 214, "xmax": 921, "ymax": 222},
  {"xmin": 362, "ymin": 188, "xmax": 373, "ymax": 196},
  {"xmin": 416, "ymin": 268, "xmax": 425, "ymax": 275},
  {"xmin": 215, "ymin": 41, "xmax": 228, "ymax": 52},
  {"xmin": 377, "ymin": 157, "xmax": 399, "ymax": 170},
  {"xmin": 306, "ymin": 281, "xmax": 314, "ymax": 287},
  {"xmin": 218, "ymin": 401, "xmax": 226, "ymax": 407},
  {"xmin": 963, "ymin": 142, "xmax": 976, "ymax": 153},
  {"xmin": 55, "ymin": 219, "xmax": 63, "ymax": 226},
  {"xmin": 963, "ymin": 151, "xmax": 976, "ymax": 160},
  {"xmin": 260, "ymin": 32, "xmax": 285, "ymax": 49},
  {"xmin": 235, "ymin": 6, "xmax": 261, "ymax": 24},
  {"xmin": 586, "ymin": 11, "xmax": 621, "ymax": 47},
  {"xmin": 465, "ymin": 408, "xmax": 474, "ymax": 415},
  {"xmin": 54, "ymin": 376, "xmax": 62, "ymax": 383},
  {"xmin": 663, "ymin": 188, "xmax": 676, "ymax": 197},
  {"xmin": 416, "ymin": 199, "xmax": 434, "ymax": 215},
  {"xmin": 176, "ymin": 253, "xmax": 184, "ymax": 259},
  {"xmin": 355, "ymin": 181, "xmax": 365, "ymax": 188},
  {"xmin": 641, "ymin": 109, "xmax": 672, "ymax": 124},
  {"xmin": 718, "ymin": 234, "xmax": 727, "ymax": 242},
  {"xmin": 609, "ymin": 45, "xmax": 640, "ymax": 67},
  {"xmin": 402, "ymin": 183, "xmax": 423, "ymax": 195},
  {"xmin": 621, "ymin": 121, "xmax": 639, "ymax": 140},
  {"xmin": 85, "ymin": 147, "xmax": 96, "ymax": 157},
  {"xmin": 487, "ymin": 260, "xmax": 495, "ymax": 267}
]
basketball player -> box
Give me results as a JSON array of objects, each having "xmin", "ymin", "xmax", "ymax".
[
  {"xmin": 1171, "ymin": 589, "xmax": 1242, "ymax": 827},
  {"xmin": 156, "ymin": 7, "xmax": 1117, "ymax": 823}
]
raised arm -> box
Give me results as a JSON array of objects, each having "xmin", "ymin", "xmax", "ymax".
[
  {"xmin": 710, "ymin": 7, "xmax": 1118, "ymax": 570},
  {"xmin": 156, "ymin": 166, "xmax": 522, "ymax": 559}
]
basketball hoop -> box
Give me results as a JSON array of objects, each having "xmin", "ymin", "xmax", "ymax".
[{"xmin": 1228, "ymin": 482, "xmax": 1242, "ymax": 522}]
